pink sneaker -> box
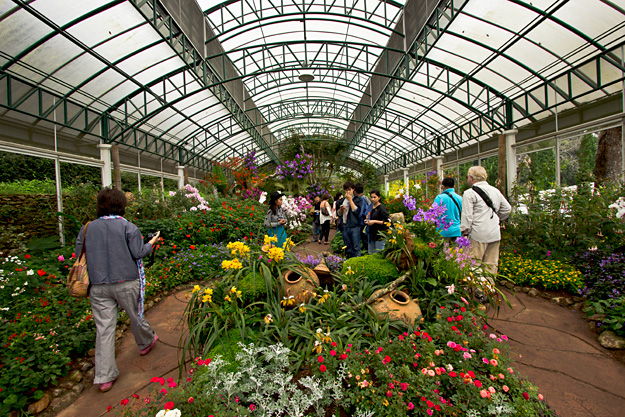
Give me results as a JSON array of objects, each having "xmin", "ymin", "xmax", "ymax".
[
  {"xmin": 99, "ymin": 379, "xmax": 116, "ymax": 392},
  {"xmin": 140, "ymin": 334, "xmax": 158, "ymax": 356}
]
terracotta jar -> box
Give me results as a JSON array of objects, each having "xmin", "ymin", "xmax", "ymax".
[
  {"xmin": 389, "ymin": 212, "xmax": 405, "ymax": 224},
  {"xmin": 370, "ymin": 289, "xmax": 423, "ymax": 326},
  {"xmin": 282, "ymin": 267, "xmax": 319, "ymax": 304},
  {"xmin": 313, "ymin": 259, "xmax": 333, "ymax": 287}
]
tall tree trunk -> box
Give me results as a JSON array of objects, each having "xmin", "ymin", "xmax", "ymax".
[{"xmin": 594, "ymin": 127, "xmax": 622, "ymax": 184}]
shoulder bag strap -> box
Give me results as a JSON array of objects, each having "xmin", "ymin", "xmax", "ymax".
[
  {"xmin": 80, "ymin": 221, "xmax": 91, "ymax": 258},
  {"xmin": 471, "ymin": 186, "xmax": 495, "ymax": 219},
  {"xmin": 445, "ymin": 191, "xmax": 461, "ymax": 213}
]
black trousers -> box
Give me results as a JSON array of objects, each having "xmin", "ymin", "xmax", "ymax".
[{"xmin": 320, "ymin": 220, "xmax": 330, "ymax": 242}]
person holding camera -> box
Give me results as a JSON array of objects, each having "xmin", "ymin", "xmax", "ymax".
[
  {"xmin": 75, "ymin": 188, "xmax": 160, "ymax": 393},
  {"xmin": 318, "ymin": 193, "xmax": 332, "ymax": 244}
]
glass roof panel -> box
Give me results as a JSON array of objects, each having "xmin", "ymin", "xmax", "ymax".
[{"xmin": 30, "ymin": 0, "xmax": 110, "ymax": 27}]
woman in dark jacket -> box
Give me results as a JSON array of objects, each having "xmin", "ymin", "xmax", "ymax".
[
  {"xmin": 263, "ymin": 191, "xmax": 288, "ymax": 248},
  {"xmin": 364, "ymin": 189, "xmax": 389, "ymax": 254},
  {"xmin": 75, "ymin": 188, "xmax": 160, "ymax": 392}
]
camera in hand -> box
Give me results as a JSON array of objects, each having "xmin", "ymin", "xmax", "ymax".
[{"xmin": 147, "ymin": 232, "xmax": 158, "ymax": 240}]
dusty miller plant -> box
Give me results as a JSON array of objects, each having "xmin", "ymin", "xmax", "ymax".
[{"xmin": 198, "ymin": 343, "xmax": 344, "ymax": 417}]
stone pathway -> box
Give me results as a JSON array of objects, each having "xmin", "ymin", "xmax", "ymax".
[
  {"xmin": 56, "ymin": 289, "xmax": 192, "ymax": 417},
  {"xmin": 488, "ymin": 288, "xmax": 625, "ymax": 417}
]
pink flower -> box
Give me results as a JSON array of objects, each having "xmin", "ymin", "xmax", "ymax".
[
  {"xmin": 320, "ymin": 365, "xmax": 327, "ymax": 372},
  {"xmin": 188, "ymin": 397, "xmax": 194, "ymax": 403},
  {"xmin": 427, "ymin": 409, "xmax": 433, "ymax": 416},
  {"xmin": 503, "ymin": 385, "xmax": 509, "ymax": 392},
  {"xmin": 330, "ymin": 350, "xmax": 336, "ymax": 356},
  {"xmin": 168, "ymin": 382, "xmax": 177, "ymax": 388},
  {"xmin": 57, "ymin": 255, "xmax": 65, "ymax": 262},
  {"xmin": 386, "ymin": 391, "xmax": 392, "ymax": 397},
  {"xmin": 159, "ymin": 388, "xmax": 167, "ymax": 395},
  {"xmin": 490, "ymin": 359, "xmax": 498, "ymax": 367},
  {"xmin": 483, "ymin": 358, "xmax": 489, "ymax": 364},
  {"xmin": 480, "ymin": 389, "xmax": 489, "ymax": 398},
  {"xmin": 250, "ymin": 404, "xmax": 256, "ymax": 411},
  {"xmin": 318, "ymin": 356, "xmax": 324, "ymax": 363},
  {"xmin": 488, "ymin": 386, "xmax": 496, "ymax": 394},
  {"xmin": 492, "ymin": 348, "xmax": 501, "ymax": 354},
  {"xmin": 428, "ymin": 370, "xmax": 435, "ymax": 377},
  {"xmin": 538, "ymin": 394, "xmax": 544, "ymax": 401},
  {"xmin": 401, "ymin": 382, "xmax": 408, "ymax": 391},
  {"xmin": 407, "ymin": 402, "xmax": 414, "ymax": 410},
  {"xmin": 463, "ymin": 352, "xmax": 472, "ymax": 359},
  {"xmin": 144, "ymin": 397, "xmax": 151, "ymax": 404}
]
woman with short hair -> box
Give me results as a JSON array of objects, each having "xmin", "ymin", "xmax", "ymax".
[{"xmin": 75, "ymin": 188, "xmax": 160, "ymax": 392}]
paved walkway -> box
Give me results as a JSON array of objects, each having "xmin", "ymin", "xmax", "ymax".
[
  {"xmin": 488, "ymin": 289, "xmax": 625, "ymax": 417},
  {"xmin": 56, "ymin": 289, "xmax": 192, "ymax": 417}
]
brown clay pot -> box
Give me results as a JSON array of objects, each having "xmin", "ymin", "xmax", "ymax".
[
  {"xmin": 370, "ymin": 289, "xmax": 423, "ymax": 326},
  {"xmin": 313, "ymin": 259, "xmax": 334, "ymax": 287},
  {"xmin": 281, "ymin": 267, "xmax": 320, "ymax": 304},
  {"xmin": 389, "ymin": 212, "xmax": 405, "ymax": 224}
]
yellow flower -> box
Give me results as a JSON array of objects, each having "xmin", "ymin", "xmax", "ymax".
[
  {"xmin": 267, "ymin": 247, "xmax": 285, "ymax": 262},
  {"xmin": 224, "ymin": 295, "xmax": 231, "ymax": 302},
  {"xmin": 264, "ymin": 314, "xmax": 273, "ymax": 324},
  {"xmin": 192, "ymin": 285, "xmax": 201, "ymax": 293},
  {"xmin": 221, "ymin": 259, "xmax": 243, "ymax": 270},
  {"xmin": 227, "ymin": 241, "xmax": 250, "ymax": 257},
  {"xmin": 382, "ymin": 399, "xmax": 389, "ymax": 407},
  {"xmin": 298, "ymin": 304, "xmax": 306, "ymax": 313},
  {"xmin": 281, "ymin": 296, "xmax": 296, "ymax": 306},
  {"xmin": 264, "ymin": 235, "xmax": 278, "ymax": 245},
  {"xmin": 389, "ymin": 239, "xmax": 397, "ymax": 244},
  {"xmin": 201, "ymin": 294, "xmax": 212, "ymax": 303},
  {"xmin": 236, "ymin": 290, "xmax": 242, "ymax": 298},
  {"xmin": 384, "ymin": 222, "xmax": 391, "ymax": 227},
  {"xmin": 282, "ymin": 238, "xmax": 294, "ymax": 252},
  {"xmin": 230, "ymin": 286, "xmax": 237, "ymax": 293},
  {"xmin": 345, "ymin": 266, "xmax": 355, "ymax": 276}
]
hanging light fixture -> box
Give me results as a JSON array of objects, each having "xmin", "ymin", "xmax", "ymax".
[{"xmin": 298, "ymin": 64, "xmax": 314, "ymax": 82}]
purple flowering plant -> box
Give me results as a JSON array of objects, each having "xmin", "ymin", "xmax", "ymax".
[{"xmin": 275, "ymin": 152, "xmax": 314, "ymax": 181}]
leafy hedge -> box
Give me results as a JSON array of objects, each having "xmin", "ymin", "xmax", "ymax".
[
  {"xmin": 498, "ymin": 252, "xmax": 584, "ymax": 292},
  {"xmin": 341, "ymin": 254, "xmax": 400, "ymax": 285}
]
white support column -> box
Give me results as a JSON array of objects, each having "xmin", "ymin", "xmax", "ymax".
[
  {"xmin": 384, "ymin": 175, "xmax": 389, "ymax": 195},
  {"xmin": 435, "ymin": 157, "xmax": 444, "ymax": 180},
  {"xmin": 137, "ymin": 150, "xmax": 142, "ymax": 193},
  {"xmin": 504, "ymin": 129, "xmax": 518, "ymax": 193},
  {"xmin": 177, "ymin": 165, "xmax": 185, "ymax": 189},
  {"xmin": 403, "ymin": 168, "xmax": 409, "ymax": 197},
  {"xmin": 97, "ymin": 144, "xmax": 113, "ymax": 188}
]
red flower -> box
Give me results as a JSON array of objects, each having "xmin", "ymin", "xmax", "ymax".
[
  {"xmin": 382, "ymin": 355, "xmax": 391, "ymax": 364},
  {"xmin": 523, "ymin": 392, "xmax": 530, "ymax": 400},
  {"xmin": 330, "ymin": 350, "xmax": 336, "ymax": 356},
  {"xmin": 320, "ymin": 365, "xmax": 327, "ymax": 372},
  {"xmin": 190, "ymin": 245, "xmax": 196, "ymax": 250},
  {"xmin": 37, "ymin": 269, "xmax": 46, "ymax": 277},
  {"xmin": 317, "ymin": 356, "xmax": 324, "ymax": 363},
  {"xmin": 428, "ymin": 242, "xmax": 436, "ymax": 248},
  {"xmin": 107, "ymin": 406, "xmax": 112, "ymax": 412},
  {"xmin": 250, "ymin": 404, "xmax": 256, "ymax": 411},
  {"xmin": 132, "ymin": 394, "xmax": 139, "ymax": 399},
  {"xmin": 120, "ymin": 399, "xmax": 129, "ymax": 406},
  {"xmin": 474, "ymin": 380, "xmax": 482, "ymax": 388},
  {"xmin": 340, "ymin": 353, "xmax": 348, "ymax": 360},
  {"xmin": 164, "ymin": 401, "xmax": 175, "ymax": 409},
  {"xmin": 188, "ymin": 397, "xmax": 194, "ymax": 403},
  {"xmin": 25, "ymin": 254, "xmax": 31, "ymax": 259},
  {"xmin": 386, "ymin": 390, "xmax": 392, "ymax": 397}
]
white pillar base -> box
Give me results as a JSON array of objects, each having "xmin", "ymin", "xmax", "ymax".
[
  {"xmin": 97, "ymin": 144, "xmax": 112, "ymax": 188},
  {"xmin": 504, "ymin": 129, "xmax": 518, "ymax": 193},
  {"xmin": 176, "ymin": 165, "xmax": 185, "ymax": 189}
]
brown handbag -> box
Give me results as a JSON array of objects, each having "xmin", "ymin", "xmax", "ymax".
[{"xmin": 67, "ymin": 221, "xmax": 91, "ymax": 297}]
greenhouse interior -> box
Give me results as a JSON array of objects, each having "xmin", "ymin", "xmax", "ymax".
[{"xmin": 0, "ymin": 0, "xmax": 624, "ymax": 416}]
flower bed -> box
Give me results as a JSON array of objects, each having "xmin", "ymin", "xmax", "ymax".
[
  {"xmin": 114, "ymin": 307, "xmax": 551, "ymax": 417},
  {"xmin": 498, "ymin": 253, "xmax": 584, "ymax": 293}
]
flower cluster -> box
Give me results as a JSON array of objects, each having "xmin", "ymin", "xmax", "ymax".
[
  {"xmin": 306, "ymin": 182, "xmax": 328, "ymax": 200},
  {"xmin": 243, "ymin": 150, "xmax": 258, "ymax": 177},
  {"xmin": 499, "ymin": 253, "xmax": 583, "ymax": 292},
  {"xmin": 221, "ymin": 259, "xmax": 243, "ymax": 270},
  {"xmin": 183, "ymin": 184, "xmax": 211, "ymax": 211},
  {"xmin": 267, "ymin": 247, "xmax": 285, "ymax": 263},
  {"xmin": 443, "ymin": 241, "xmax": 476, "ymax": 271},
  {"xmin": 227, "ymin": 241, "xmax": 250, "ymax": 258},
  {"xmin": 281, "ymin": 196, "xmax": 312, "ymax": 229},
  {"xmin": 403, "ymin": 194, "xmax": 417, "ymax": 211},
  {"xmin": 413, "ymin": 202, "xmax": 452, "ymax": 231},
  {"xmin": 275, "ymin": 152, "xmax": 314, "ymax": 180}
]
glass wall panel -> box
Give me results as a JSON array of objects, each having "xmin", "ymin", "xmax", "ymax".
[
  {"xmin": 480, "ymin": 154, "xmax": 499, "ymax": 187},
  {"xmin": 559, "ymin": 133, "xmax": 599, "ymax": 186},
  {"xmin": 459, "ymin": 159, "xmax": 479, "ymax": 193},
  {"xmin": 516, "ymin": 148, "xmax": 556, "ymax": 190}
]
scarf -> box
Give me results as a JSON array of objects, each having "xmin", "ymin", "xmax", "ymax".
[{"xmin": 99, "ymin": 215, "xmax": 147, "ymax": 319}]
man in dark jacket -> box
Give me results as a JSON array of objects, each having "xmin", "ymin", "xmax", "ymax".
[{"xmin": 338, "ymin": 181, "xmax": 364, "ymax": 258}]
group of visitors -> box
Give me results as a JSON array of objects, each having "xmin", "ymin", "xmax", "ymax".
[{"xmin": 434, "ymin": 166, "xmax": 511, "ymax": 276}]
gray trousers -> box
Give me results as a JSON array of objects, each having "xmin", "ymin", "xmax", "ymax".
[{"xmin": 90, "ymin": 280, "xmax": 155, "ymax": 384}]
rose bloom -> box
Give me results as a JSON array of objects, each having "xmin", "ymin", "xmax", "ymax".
[
  {"xmin": 480, "ymin": 389, "xmax": 490, "ymax": 398},
  {"xmin": 538, "ymin": 394, "xmax": 544, "ymax": 401},
  {"xmin": 523, "ymin": 392, "xmax": 530, "ymax": 400},
  {"xmin": 503, "ymin": 385, "xmax": 509, "ymax": 392},
  {"xmin": 493, "ymin": 348, "xmax": 501, "ymax": 354},
  {"xmin": 490, "ymin": 359, "xmax": 498, "ymax": 367},
  {"xmin": 488, "ymin": 386, "xmax": 496, "ymax": 394},
  {"xmin": 428, "ymin": 370, "xmax": 435, "ymax": 377}
]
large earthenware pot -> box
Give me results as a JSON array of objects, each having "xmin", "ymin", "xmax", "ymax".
[
  {"xmin": 281, "ymin": 267, "xmax": 319, "ymax": 304},
  {"xmin": 389, "ymin": 212, "xmax": 405, "ymax": 224},
  {"xmin": 370, "ymin": 289, "xmax": 423, "ymax": 325}
]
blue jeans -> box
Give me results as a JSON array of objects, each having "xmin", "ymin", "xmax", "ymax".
[
  {"xmin": 343, "ymin": 226, "xmax": 361, "ymax": 258},
  {"xmin": 368, "ymin": 240, "xmax": 385, "ymax": 254},
  {"xmin": 312, "ymin": 220, "xmax": 320, "ymax": 241}
]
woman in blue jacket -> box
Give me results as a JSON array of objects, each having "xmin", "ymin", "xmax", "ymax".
[{"xmin": 434, "ymin": 177, "xmax": 463, "ymax": 241}]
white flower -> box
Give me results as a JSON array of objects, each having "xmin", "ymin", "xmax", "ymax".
[
  {"xmin": 168, "ymin": 191, "xmax": 176, "ymax": 197},
  {"xmin": 446, "ymin": 284, "xmax": 455, "ymax": 294},
  {"xmin": 156, "ymin": 409, "xmax": 181, "ymax": 417},
  {"xmin": 26, "ymin": 270, "xmax": 34, "ymax": 276}
]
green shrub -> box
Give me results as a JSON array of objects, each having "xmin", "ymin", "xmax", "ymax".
[
  {"xmin": 499, "ymin": 252, "xmax": 584, "ymax": 292},
  {"xmin": 341, "ymin": 254, "xmax": 400, "ymax": 285},
  {"xmin": 237, "ymin": 272, "xmax": 268, "ymax": 303},
  {"xmin": 205, "ymin": 329, "xmax": 242, "ymax": 373},
  {"xmin": 331, "ymin": 230, "xmax": 344, "ymax": 254}
]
